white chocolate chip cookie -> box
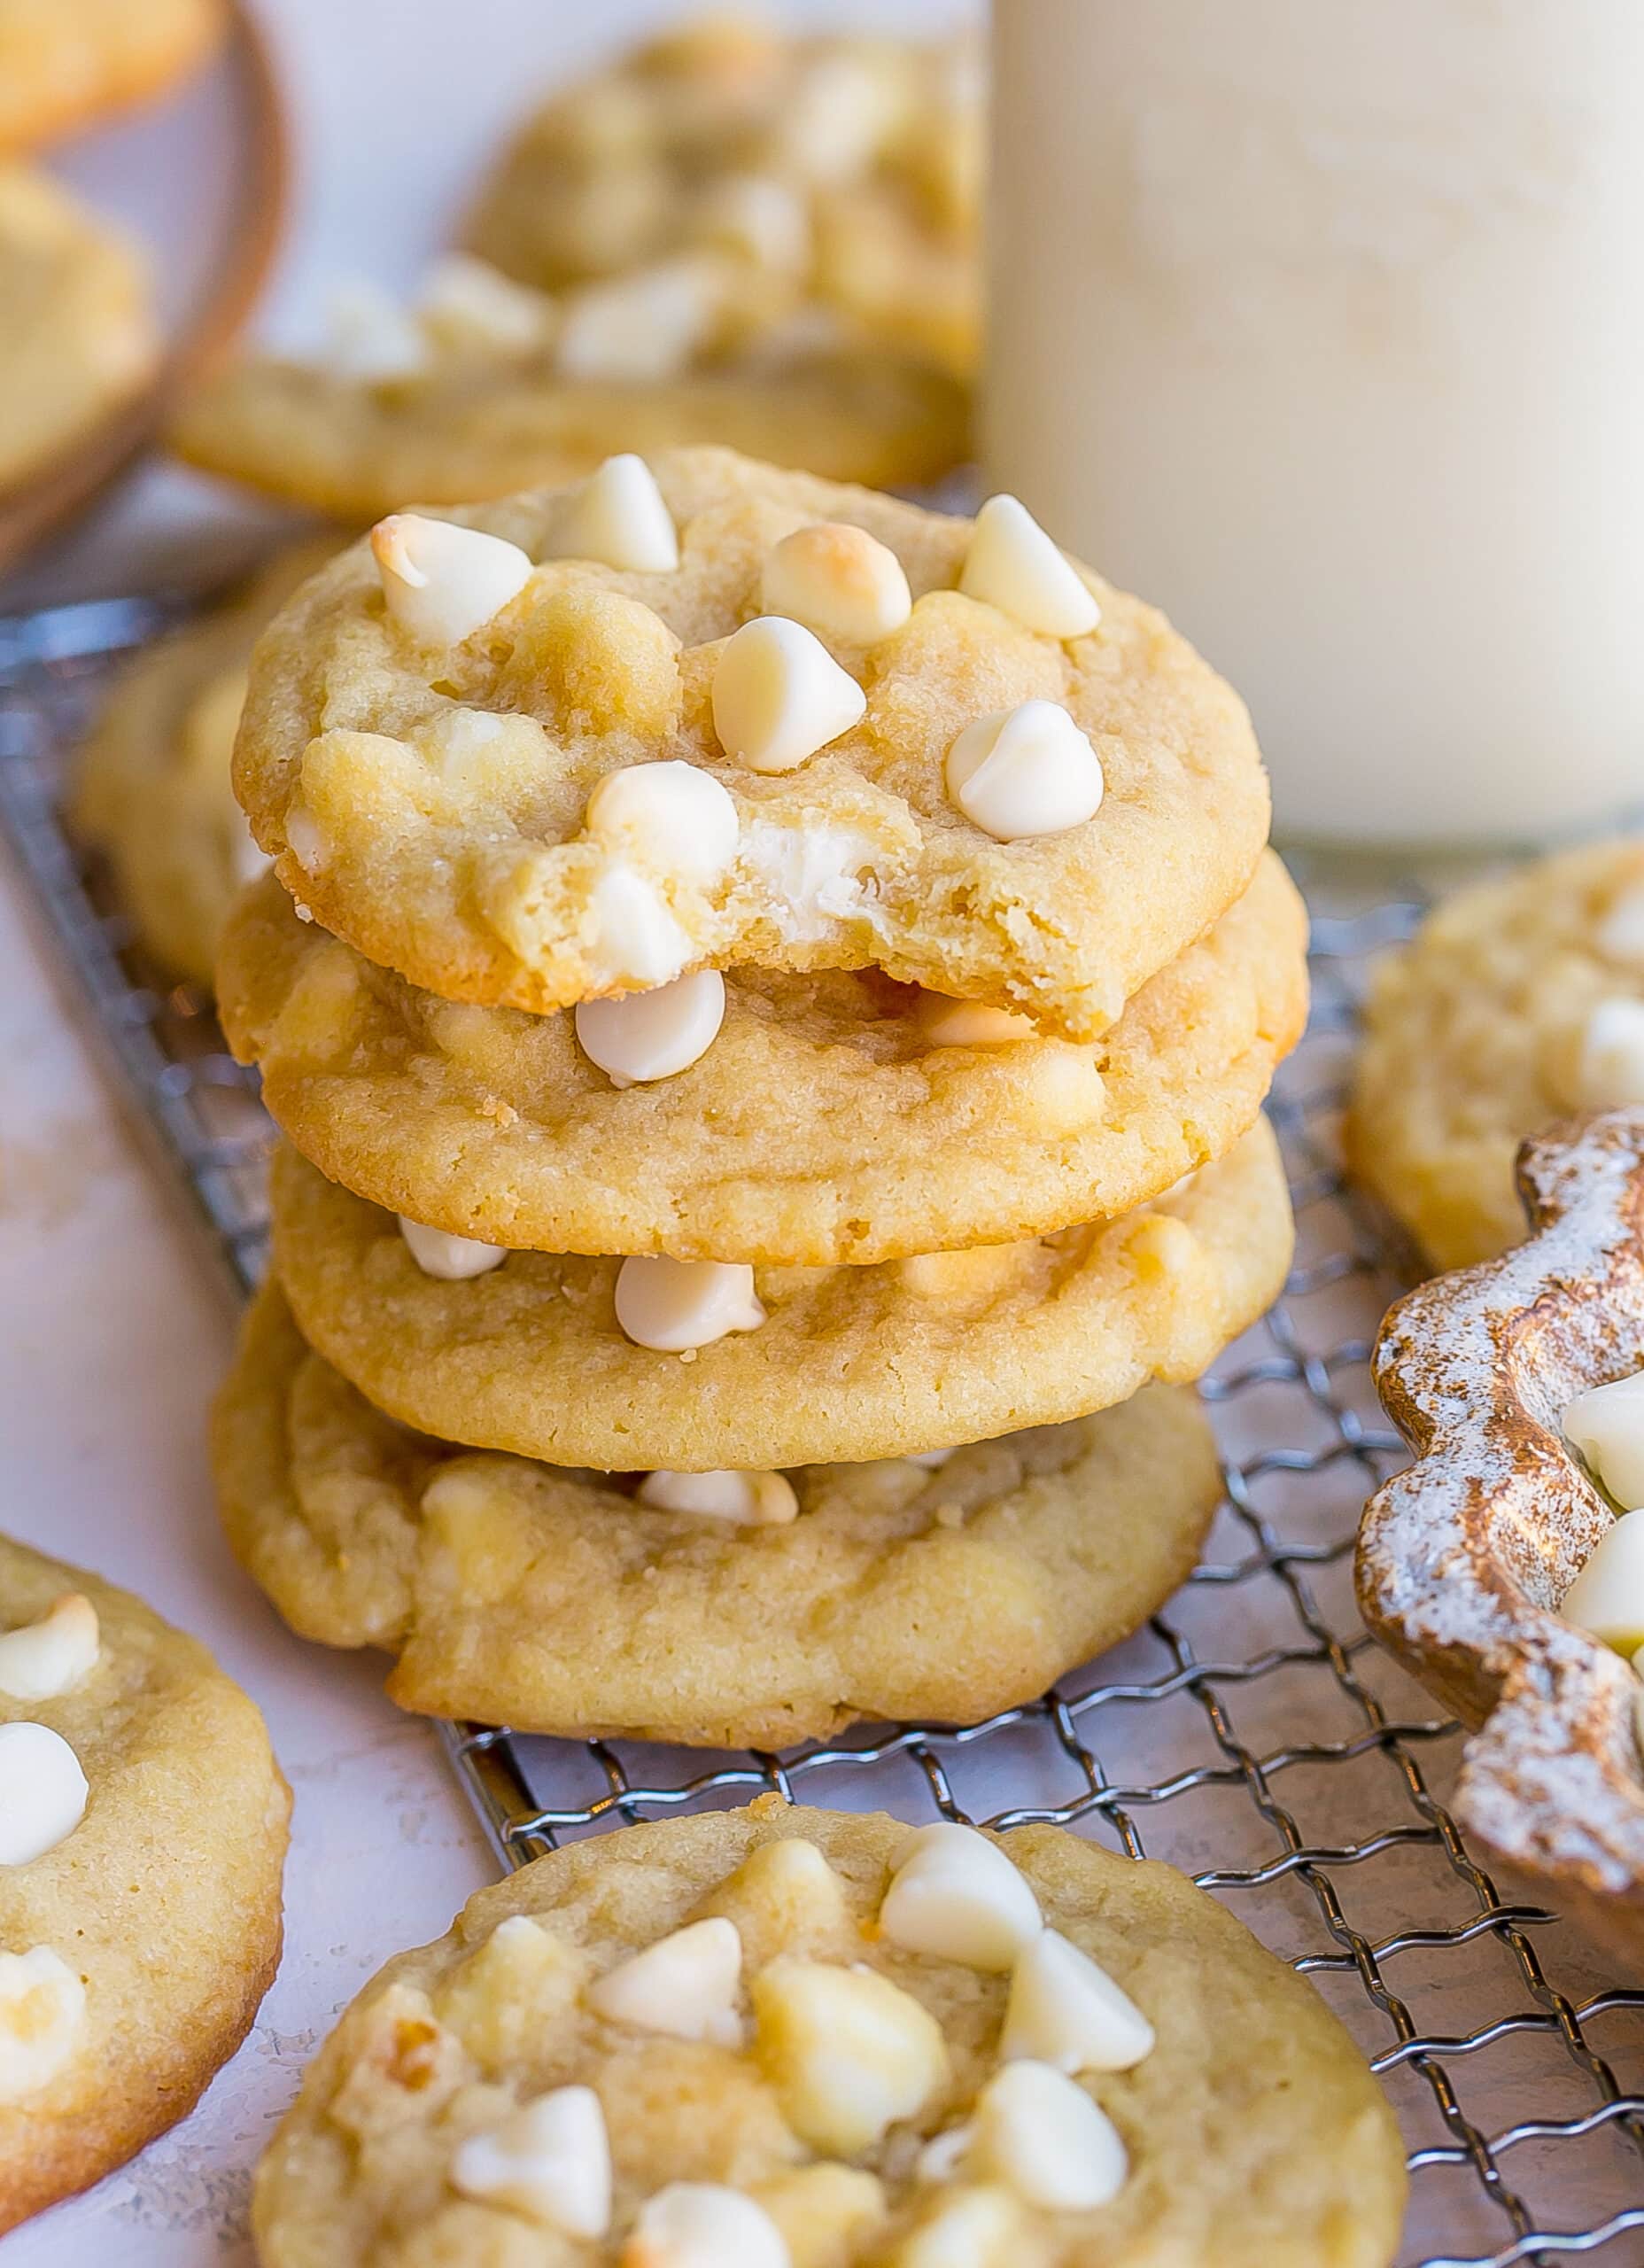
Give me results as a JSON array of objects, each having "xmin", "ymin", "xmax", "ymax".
[
  {"xmin": 1348, "ymin": 839, "xmax": 1644, "ymax": 1270},
  {"xmin": 249, "ymin": 1803, "xmax": 1406, "ymax": 2267},
  {"xmin": 265, "ymin": 1119, "xmax": 1292, "ymax": 1472},
  {"xmin": 229, "ymin": 450, "xmax": 1270, "ymax": 1041},
  {"xmin": 212, "ymin": 1281, "xmax": 1222, "ymax": 1749},
  {"xmin": 0, "ymin": 164, "xmax": 158, "ymax": 493},
  {"xmin": 0, "ymin": 1532, "xmax": 289, "ymax": 2234},
  {"xmin": 0, "ymin": 0, "xmax": 222, "ymax": 156},
  {"xmin": 216, "ymin": 852, "xmax": 1307, "ymax": 1265},
  {"xmin": 71, "ymin": 540, "xmax": 339, "ymax": 989}
]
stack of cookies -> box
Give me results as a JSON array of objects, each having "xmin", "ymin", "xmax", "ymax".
[{"xmin": 211, "ymin": 447, "xmax": 1307, "ymax": 1749}]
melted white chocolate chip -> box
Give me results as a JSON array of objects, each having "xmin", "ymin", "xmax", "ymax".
[
  {"xmin": 0, "ymin": 1596, "xmax": 98, "ymax": 1704},
  {"xmin": 1564, "ymin": 1369, "xmax": 1644, "ymax": 1510},
  {"xmin": 0, "ymin": 1722, "xmax": 89, "ymax": 1867},
  {"xmin": 450, "ymin": 2085, "xmax": 612, "ymax": 2236},
  {"xmin": 586, "ymin": 1918, "xmax": 743, "ymax": 2044},
  {"xmin": 614, "ymin": 1257, "xmax": 766, "ymax": 1353},
  {"xmin": 959, "ymin": 494, "xmax": 1101, "ymax": 640},
  {"xmin": 752, "ymin": 1955, "xmax": 950, "ymax": 2155},
  {"xmin": 945, "ymin": 701, "xmax": 1104, "ymax": 842},
  {"xmin": 369, "ymin": 513, "xmax": 533, "ymax": 648},
  {"xmin": 1561, "ymin": 1506, "xmax": 1644, "ymax": 1655},
  {"xmin": 0, "ymin": 1947, "xmax": 85, "ymax": 2103},
  {"xmin": 545, "ymin": 453, "xmax": 680, "ymax": 574},
  {"xmin": 913, "ymin": 993, "xmax": 1035, "ymax": 1047},
  {"xmin": 966, "ymin": 2060, "xmax": 1128, "ymax": 2211},
  {"xmin": 760, "ymin": 523, "xmax": 911, "ymax": 646},
  {"xmin": 576, "ymin": 969, "xmax": 725, "ymax": 1085},
  {"xmin": 638, "ymin": 1469, "xmax": 799, "ymax": 1526},
  {"xmin": 397, "ymin": 1217, "xmax": 508, "ymax": 1281},
  {"xmin": 624, "ymin": 2182, "xmax": 788, "ymax": 2268},
  {"xmin": 584, "ymin": 761, "xmax": 740, "ymax": 885},
  {"xmin": 1574, "ymin": 998, "xmax": 1644, "ymax": 1109},
  {"xmin": 711, "ymin": 617, "xmax": 866, "ymax": 773}
]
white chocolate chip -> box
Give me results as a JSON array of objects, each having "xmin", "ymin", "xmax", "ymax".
[
  {"xmin": 752, "ymin": 1957, "xmax": 950, "ymax": 2155},
  {"xmin": 624, "ymin": 2182, "xmax": 789, "ymax": 2268},
  {"xmin": 370, "ymin": 513, "xmax": 533, "ymax": 648},
  {"xmin": 0, "ymin": 1722, "xmax": 89, "ymax": 1867},
  {"xmin": 693, "ymin": 173, "xmax": 811, "ymax": 274},
  {"xmin": 614, "ymin": 1257, "xmax": 766, "ymax": 1353},
  {"xmin": 1599, "ymin": 886, "xmax": 1644, "ymax": 968},
  {"xmin": 1000, "ymin": 1929, "xmax": 1154, "ymax": 2073},
  {"xmin": 711, "ymin": 617, "xmax": 866, "ymax": 774},
  {"xmin": 888, "ymin": 2186, "xmax": 1023, "ymax": 2268},
  {"xmin": 760, "ymin": 524, "xmax": 912, "ymax": 647},
  {"xmin": 0, "ymin": 1596, "xmax": 98, "ymax": 1704},
  {"xmin": 556, "ymin": 256, "xmax": 728, "ymax": 382},
  {"xmin": 914, "ymin": 2125, "xmax": 975, "ymax": 2184},
  {"xmin": 398, "ymin": 1216, "xmax": 508, "ymax": 1281},
  {"xmin": 283, "ymin": 798, "xmax": 328, "ymax": 874},
  {"xmin": 638, "ymin": 1470, "xmax": 800, "ymax": 1526},
  {"xmin": 0, "ymin": 1947, "xmax": 85, "ymax": 2103},
  {"xmin": 418, "ymin": 254, "xmax": 556, "ymax": 355},
  {"xmin": 966, "ymin": 2060, "xmax": 1128, "ymax": 2212},
  {"xmin": 879, "ymin": 1824, "xmax": 1042, "ymax": 1971},
  {"xmin": 905, "ymin": 1448, "xmax": 957, "ymax": 1472},
  {"xmin": 913, "ymin": 994, "xmax": 1035, "ymax": 1047},
  {"xmin": 323, "ymin": 279, "xmax": 428, "ymax": 381},
  {"xmin": 1565, "ymin": 1370, "xmax": 1644, "ymax": 1509},
  {"xmin": 585, "ymin": 761, "xmax": 740, "ymax": 885},
  {"xmin": 586, "ymin": 1918, "xmax": 743, "ymax": 2044},
  {"xmin": 230, "ymin": 814, "xmax": 273, "ymax": 888},
  {"xmin": 576, "ymin": 970, "xmax": 725, "ymax": 1085},
  {"xmin": 1561, "ymin": 1507, "xmax": 1644, "ymax": 1654},
  {"xmin": 958, "ymin": 495, "xmax": 1101, "ymax": 640},
  {"xmin": 945, "ymin": 702, "xmax": 1104, "ymax": 843},
  {"xmin": 587, "ymin": 863, "xmax": 695, "ymax": 989},
  {"xmin": 1574, "ymin": 998, "xmax": 1644, "ymax": 1108},
  {"xmin": 781, "ymin": 51, "xmax": 909, "ymax": 184},
  {"xmin": 546, "ymin": 453, "xmax": 680, "ymax": 573},
  {"xmin": 450, "ymin": 2085, "xmax": 612, "ymax": 2237}
]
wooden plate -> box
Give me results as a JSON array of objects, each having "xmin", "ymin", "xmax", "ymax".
[{"xmin": 0, "ymin": 0, "xmax": 288, "ymax": 579}]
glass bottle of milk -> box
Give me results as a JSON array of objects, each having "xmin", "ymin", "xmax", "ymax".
[{"xmin": 986, "ymin": 0, "xmax": 1644, "ymax": 846}]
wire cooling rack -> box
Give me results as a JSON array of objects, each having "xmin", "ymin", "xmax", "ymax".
[{"xmin": 4, "ymin": 594, "xmax": 1644, "ymax": 2268}]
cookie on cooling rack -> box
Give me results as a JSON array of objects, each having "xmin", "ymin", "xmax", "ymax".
[
  {"xmin": 250, "ymin": 1800, "xmax": 1406, "ymax": 2267},
  {"xmin": 217, "ymin": 850, "xmax": 1307, "ymax": 1266},
  {"xmin": 0, "ymin": 1531, "xmax": 289, "ymax": 2233},
  {"xmin": 71, "ymin": 539, "xmax": 338, "ymax": 988},
  {"xmin": 1361, "ymin": 1107, "xmax": 1644, "ymax": 1968},
  {"xmin": 1347, "ymin": 838, "xmax": 1644, "ymax": 1270},
  {"xmin": 0, "ymin": 165, "xmax": 158, "ymax": 494},
  {"xmin": 228, "ymin": 448, "xmax": 1270, "ymax": 1040},
  {"xmin": 0, "ymin": 0, "xmax": 222, "ymax": 156},
  {"xmin": 462, "ymin": 18, "xmax": 981, "ymax": 380},
  {"xmin": 264, "ymin": 1120, "xmax": 1291, "ymax": 1473},
  {"xmin": 213, "ymin": 1281, "xmax": 1222, "ymax": 1749}
]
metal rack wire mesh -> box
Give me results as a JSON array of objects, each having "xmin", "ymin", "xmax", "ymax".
[{"xmin": 4, "ymin": 591, "xmax": 1644, "ymax": 2267}]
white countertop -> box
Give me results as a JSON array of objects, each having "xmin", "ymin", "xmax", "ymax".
[{"xmin": 0, "ymin": 3, "xmax": 965, "ymax": 2256}]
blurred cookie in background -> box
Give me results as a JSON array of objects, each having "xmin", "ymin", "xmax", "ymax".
[
  {"xmin": 464, "ymin": 13, "xmax": 982, "ymax": 384},
  {"xmin": 0, "ymin": 0, "xmax": 222, "ymax": 157},
  {"xmin": 170, "ymin": 15, "xmax": 981, "ymax": 511},
  {"xmin": 0, "ymin": 164, "xmax": 159, "ymax": 494},
  {"xmin": 70, "ymin": 540, "xmax": 338, "ymax": 990}
]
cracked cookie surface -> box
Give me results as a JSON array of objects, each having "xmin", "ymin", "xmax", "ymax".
[
  {"xmin": 250, "ymin": 1802, "xmax": 1405, "ymax": 2268},
  {"xmin": 232, "ymin": 449, "xmax": 1269, "ymax": 1039},
  {"xmin": 219, "ymin": 850, "xmax": 1306, "ymax": 1265},
  {"xmin": 214, "ymin": 1283, "xmax": 1221, "ymax": 1749},
  {"xmin": 0, "ymin": 1532, "xmax": 289, "ymax": 2233},
  {"xmin": 267, "ymin": 1119, "xmax": 1292, "ymax": 1472},
  {"xmin": 1348, "ymin": 840, "xmax": 1644, "ymax": 1270}
]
